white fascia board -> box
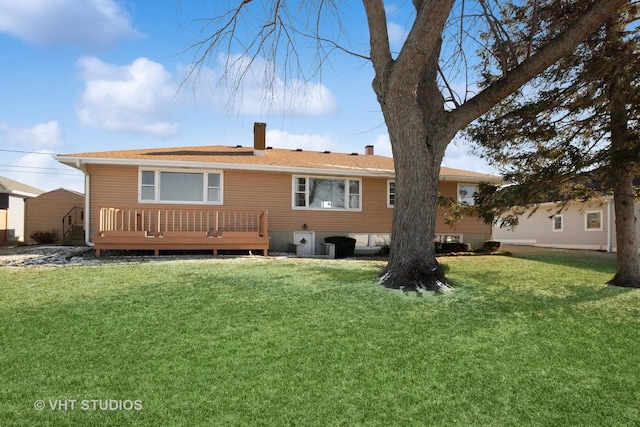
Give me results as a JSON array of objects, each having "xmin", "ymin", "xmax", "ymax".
[
  {"xmin": 10, "ymin": 190, "xmax": 40, "ymax": 198},
  {"xmin": 54, "ymin": 156, "xmax": 396, "ymax": 178}
]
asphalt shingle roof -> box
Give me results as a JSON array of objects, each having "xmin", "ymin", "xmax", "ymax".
[
  {"xmin": 0, "ymin": 176, "xmax": 44, "ymax": 197},
  {"xmin": 58, "ymin": 145, "xmax": 502, "ymax": 182}
]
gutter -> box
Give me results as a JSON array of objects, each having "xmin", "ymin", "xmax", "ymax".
[{"xmin": 75, "ymin": 159, "xmax": 94, "ymax": 248}]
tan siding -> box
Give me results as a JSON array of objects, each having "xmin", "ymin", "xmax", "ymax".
[
  {"xmin": 24, "ymin": 189, "xmax": 85, "ymax": 244},
  {"xmin": 224, "ymin": 171, "xmax": 394, "ymax": 233},
  {"xmin": 86, "ymin": 164, "xmax": 490, "ymax": 241},
  {"xmin": 435, "ymin": 181, "xmax": 491, "ymax": 235},
  {"xmin": 88, "ymin": 164, "xmax": 139, "ymax": 236}
]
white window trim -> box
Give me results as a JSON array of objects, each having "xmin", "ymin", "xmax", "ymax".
[
  {"xmin": 138, "ymin": 168, "xmax": 224, "ymax": 205},
  {"xmin": 552, "ymin": 214, "xmax": 563, "ymax": 232},
  {"xmin": 387, "ymin": 180, "xmax": 395, "ymax": 208},
  {"xmin": 291, "ymin": 175, "xmax": 362, "ymax": 212},
  {"xmin": 457, "ymin": 183, "xmax": 479, "ymax": 206},
  {"xmin": 585, "ymin": 210, "xmax": 603, "ymax": 231}
]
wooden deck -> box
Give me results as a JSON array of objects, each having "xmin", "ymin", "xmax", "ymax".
[{"xmin": 93, "ymin": 207, "xmax": 269, "ymax": 257}]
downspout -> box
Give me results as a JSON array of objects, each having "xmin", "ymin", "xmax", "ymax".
[
  {"xmin": 607, "ymin": 197, "xmax": 612, "ymax": 253},
  {"xmin": 76, "ymin": 159, "xmax": 94, "ymax": 247}
]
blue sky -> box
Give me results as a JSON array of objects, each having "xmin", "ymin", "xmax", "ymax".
[{"xmin": 0, "ymin": 0, "xmax": 494, "ymax": 193}]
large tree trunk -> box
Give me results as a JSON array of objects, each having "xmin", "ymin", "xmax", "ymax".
[
  {"xmin": 604, "ymin": 17, "xmax": 640, "ymax": 288},
  {"xmin": 376, "ymin": 52, "xmax": 456, "ymax": 292},
  {"xmin": 379, "ymin": 113, "xmax": 451, "ymax": 292},
  {"xmin": 609, "ymin": 173, "xmax": 640, "ymax": 288},
  {"xmin": 369, "ymin": 0, "xmax": 457, "ymax": 291}
]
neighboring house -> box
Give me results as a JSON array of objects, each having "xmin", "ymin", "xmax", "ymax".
[
  {"xmin": 24, "ymin": 188, "xmax": 86, "ymax": 245},
  {"xmin": 492, "ymin": 199, "xmax": 626, "ymax": 252},
  {"xmin": 0, "ymin": 176, "xmax": 44, "ymax": 244},
  {"xmin": 55, "ymin": 123, "xmax": 501, "ymax": 256}
]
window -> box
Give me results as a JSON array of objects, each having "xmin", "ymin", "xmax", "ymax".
[
  {"xmin": 139, "ymin": 169, "xmax": 223, "ymax": 204},
  {"xmin": 207, "ymin": 173, "xmax": 221, "ymax": 202},
  {"xmin": 293, "ymin": 176, "xmax": 361, "ymax": 211},
  {"xmin": 294, "ymin": 177, "xmax": 306, "ymax": 207},
  {"xmin": 458, "ymin": 184, "xmax": 479, "ymax": 205},
  {"xmin": 140, "ymin": 170, "xmax": 156, "ymax": 201},
  {"xmin": 553, "ymin": 215, "xmax": 563, "ymax": 232},
  {"xmin": 388, "ymin": 181, "xmax": 395, "ymax": 207},
  {"xmin": 585, "ymin": 211, "xmax": 602, "ymax": 231},
  {"xmin": 160, "ymin": 171, "xmax": 203, "ymax": 202}
]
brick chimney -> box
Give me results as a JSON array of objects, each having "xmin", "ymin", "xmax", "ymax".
[
  {"xmin": 365, "ymin": 145, "xmax": 374, "ymax": 155},
  {"xmin": 253, "ymin": 122, "xmax": 267, "ymax": 156}
]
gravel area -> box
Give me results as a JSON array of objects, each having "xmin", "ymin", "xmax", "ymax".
[
  {"xmin": 0, "ymin": 245, "xmax": 101, "ymax": 267},
  {"xmin": 0, "ymin": 245, "xmax": 298, "ymax": 267}
]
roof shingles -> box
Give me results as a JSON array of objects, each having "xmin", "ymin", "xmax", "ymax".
[
  {"xmin": 58, "ymin": 145, "xmax": 501, "ymax": 182},
  {"xmin": 0, "ymin": 176, "xmax": 44, "ymax": 197}
]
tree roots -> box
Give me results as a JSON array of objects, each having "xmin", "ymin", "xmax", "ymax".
[{"xmin": 379, "ymin": 263, "xmax": 452, "ymax": 293}]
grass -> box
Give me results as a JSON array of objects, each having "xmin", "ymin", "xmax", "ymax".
[{"xmin": 1, "ymin": 250, "xmax": 639, "ymax": 426}]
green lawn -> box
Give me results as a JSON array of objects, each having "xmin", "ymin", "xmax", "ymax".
[{"xmin": 1, "ymin": 250, "xmax": 639, "ymax": 426}]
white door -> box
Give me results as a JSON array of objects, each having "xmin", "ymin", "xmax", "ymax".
[{"xmin": 294, "ymin": 231, "xmax": 315, "ymax": 256}]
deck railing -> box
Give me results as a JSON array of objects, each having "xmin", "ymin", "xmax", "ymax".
[{"xmin": 99, "ymin": 207, "xmax": 268, "ymax": 237}]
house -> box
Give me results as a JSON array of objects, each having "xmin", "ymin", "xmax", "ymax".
[
  {"xmin": 492, "ymin": 199, "xmax": 627, "ymax": 252},
  {"xmin": 0, "ymin": 176, "xmax": 44, "ymax": 244},
  {"xmin": 24, "ymin": 188, "xmax": 86, "ymax": 245},
  {"xmin": 55, "ymin": 123, "xmax": 502, "ymax": 256}
]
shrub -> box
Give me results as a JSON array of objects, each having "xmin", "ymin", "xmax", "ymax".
[
  {"xmin": 377, "ymin": 244, "xmax": 390, "ymax": 256},
  {"xmin": 441, "ymin": 242, "xmax": 473, "ymax": 253},
  {"xmin": 483, "ymin": 240, "xmax": 502, "ymax": 252},
  {"xmin": 30, "ymin": 230, "xmax": 58, "ymax": 245}
]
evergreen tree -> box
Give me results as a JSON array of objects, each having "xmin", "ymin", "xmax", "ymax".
[{"xmin": 469, "ymin": 1, "xmax": 640, "ymax": 287}]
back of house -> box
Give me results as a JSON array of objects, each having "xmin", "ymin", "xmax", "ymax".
[{"xmin": 56, "ymin": 124, "xmax": 501, "ymax": 255}]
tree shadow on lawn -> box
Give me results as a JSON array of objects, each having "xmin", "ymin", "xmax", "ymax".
[
  {"xmin": 448, "ymin": 263, "xmax": 635, "ymax": 321},
  {"xmin": 503, "ymin": 245, "xmax": 617, "ymax": 275}
]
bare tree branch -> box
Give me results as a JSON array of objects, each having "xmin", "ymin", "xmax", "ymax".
[{"xmin": 451, "ymin": 0, "xmax": 630, "ymax": 131}]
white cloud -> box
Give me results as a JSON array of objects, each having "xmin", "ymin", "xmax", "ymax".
[
  {"xmin": 363, "ymin": 133, "xmax": 498, "ymax": 175},
  {"xmin": 266, "ymin": 130, "xmax": 337, "ymax": 152},
  {"xmin": 0, "ymin": 121, "xmax": 64, "ymax": 148},
  {"xmin": 372, "ymin": 133, "xmax": 393, "ymax": 158},
  {"xmin": 387, "ymin": 22, "xmax": 408, "ymax": 49},
  {"xmin": 443, "ymin": 140, "xmax": 497, "ymax": 174},
  {"xmin": 186, "ymin": 54, "xmax": 338, "ymax": 117},
  {"xmin": 0, "ymin": 0, "xmax": 141, "ymax": 48},
  {"xmin": 75, "ymin": 56, "xmax": 178, "ymax": 136}
]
